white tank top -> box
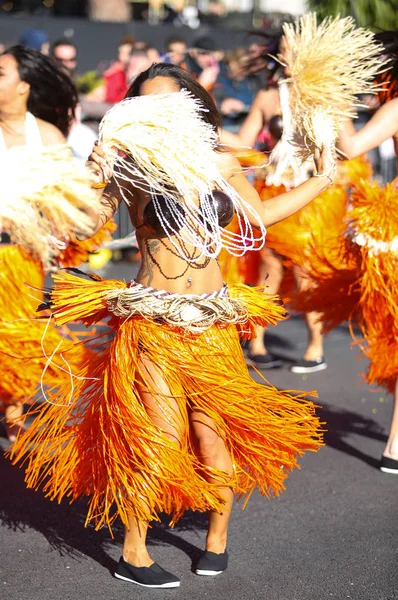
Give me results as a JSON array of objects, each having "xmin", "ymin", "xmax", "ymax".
[{"xmin": 0, "ymin": 111, "xmax": 43, "ymax": 152}]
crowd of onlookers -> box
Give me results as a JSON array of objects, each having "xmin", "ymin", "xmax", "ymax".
[
  {"xmin": 3, "ymin": 26, "xmax": 276, "ymax": 140},
  {"xmin": 2, "ymin": 25, "xmax": 396, "ymax": 201}
]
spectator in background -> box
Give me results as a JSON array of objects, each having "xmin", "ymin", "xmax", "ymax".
[
  {"xmin": 51, "ymin": 39, "xmax": 78, "ymax": 79},
  {"xmin": 185, "ymin": 36, "xmax": 220, "ymax": 90},
  {"xmin": 103, "ymin": 37, "xmax": 135, "ymax": 104},
  {"xmin": 126, "ymin": 49, "xmax": 151, "ymax": 86},
  {"xmin": 162, "ymin": 35, "xmax": 187, "ymax": 66},
  {"xmin": 133, "ymin": 41, "xmax": 160, "ymax": 63},
  {"xmin": 19, "ymin": 29, "xmax": 49, "ymax": 55},
  {"xmin": 213, "ymin": 47, "xmax": 261, "ymax": 132}
]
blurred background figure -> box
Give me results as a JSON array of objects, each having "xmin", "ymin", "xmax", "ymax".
[
  {"xmin": 51, "ymin": 39, "xmax": 78, "ymax": 79},
  {"xmin": 162, "ymin": 34, "xmax": 187, "ymax": 66},
  {"xmin": 103, "ymin": 36, "xmax": 135, "ymax": 103},
  {"xmin": 126, "ymin": 49, "xmax": 151, "ymax": 85},
  {"xmin": 185, "ymin": 35, "xmax": 220, "ymax": 90},
  {"xmin": 133, "ymin": 40, "xmax": 160, "ymax": 63},
  {"xmin": 214, "ymin": 47, "xmax": 261, "ymax": 132},
  {"xmin": 19, "ymin": 28, "xmax": 49, "ymax": 55}
]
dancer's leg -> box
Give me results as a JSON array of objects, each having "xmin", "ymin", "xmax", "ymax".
[
  {"xmin": 4, "ymin": 402, "xmax": 24, "ymax": 442},
  {"xmin": 383, "ymin": 378, "xmax": 398, "ymax": 460},
  {"xmin": 190, "ymin": 411, "xmax": 234, "ymax": 554},
  {"xmin": 249, "ymin": 247, "xmax": 283, "ymax": 356},
  {"xmin": 294, "ymin": 265, "xmax": 324, "ymax": 361},
  {"xmin": 124, "ymin": 356, "xmax": 185, "ymax": 567}
]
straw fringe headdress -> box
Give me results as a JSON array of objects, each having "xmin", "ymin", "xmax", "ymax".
[
  {"xmin": 0, "ymin": 145, "xmax": 100, "ymax": 268},
  {"xmin": 99, "ymin": 90, "xmax": 266, "ymax": 261}
]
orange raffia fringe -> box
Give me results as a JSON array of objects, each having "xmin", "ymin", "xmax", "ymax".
[
  {"xmin": 294, "ymin": 179, "xmax": 398, "ymax": 392},
  {"xmin": 349, "ymin": 179, "xmax": 398, "ymax": 391},
  {"xmin": 0, "ymin": 246, "xmax": 85, "ymax": 408},
  {"xmin": 244, "ymin": 157, "xmax": 372, "ymax": 281},
  {"xmin": 10, "ymin": 271, "xmax": 323, "ymax": 533},
  {"xmin": 55, "ymin": 219, "xmax": 116, "ymax": 269}
]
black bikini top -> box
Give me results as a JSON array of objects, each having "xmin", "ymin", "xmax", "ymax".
[{"xmin": 142, "ymin": 190, "xmax": 235, "ymax": 238}]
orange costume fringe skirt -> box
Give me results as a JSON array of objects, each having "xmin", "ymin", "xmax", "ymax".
[
  {"xmin": 0, "ymin": 246, "xmax": 87, "ymax": 409},
  {"xmin": 293, "ymin": 179, "xmax": 398, "ymax": 392},
  {"xmin": 11, "ymin": 271, "xmax": 324, "ymax": 532},
  {"xmin": 0, "ymin": 224, "xmax": 115, "ymax": 409},
  {"xmin": 219, "ymin": 157, "xmax": 372, "ymax": 288}
]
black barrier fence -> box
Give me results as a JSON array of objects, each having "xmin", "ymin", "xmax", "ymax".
[{"xmin": 0, "ymin": 15, "xmax": 253, "ymax": 72}]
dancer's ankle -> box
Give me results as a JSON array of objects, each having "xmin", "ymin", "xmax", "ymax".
[
  {"xmin": 123, "ymin": 548, "xmax": 154, "ymax": 568},
  {"xmin": 383, "ymin": 436, "xmax": 398, "ymax": 460},
  {"xmin": 205, "ymin": 534, "xmax": 227, "ymax": 554}
]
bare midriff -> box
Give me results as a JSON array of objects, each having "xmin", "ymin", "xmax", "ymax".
[{"xmin": 126, "ymin": 188, "xmax": 225, "ymax": 295}]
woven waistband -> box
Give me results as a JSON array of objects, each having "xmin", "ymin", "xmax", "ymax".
[{"xmin": 105, "ymin": 281, "xmax": 247, "ymax": 332}]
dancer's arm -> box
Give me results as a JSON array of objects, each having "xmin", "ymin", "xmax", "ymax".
[
  {"xmin": 219, "ymin": 90, "xmax": 267, "ymax": 148},
  {"xmin": 338, "ymin": 98, "xmax": 398, "ymax": 158},
  {"xmin": 76, "ymin": 143, "xmax": 122, "ymax": 238},
  {"xmin": 224, "ymin": 146, "xmax": 334, "ymax": 228}
]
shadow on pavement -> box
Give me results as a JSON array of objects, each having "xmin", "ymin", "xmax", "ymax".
[
  {"xmin": 0, "ymin": 451, "xmax": 206, "ymax": 572},
  {"xmin": 318, "ymin": 402, "xmax": 386, "ymax": 469},
  {"xmin": 0, "ymin": 402, "xmax": 385, "ymax": 570}
]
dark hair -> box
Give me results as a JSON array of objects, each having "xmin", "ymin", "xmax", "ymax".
[
  {"xmin": 374, "ymin": 31, "xmax": 398, "ymax": 104},
  {"xmin": 125, "ymin": 62, "xmax": 222, "ymax": 131},
  {"xmin": 193, "ymin": 36, "xmax": 217, "ymax": 52},
  {"xmin": 118, "ymin": 35, "xmax": 135, "ymax": 48},
  {"xmin": 3, "ymin": 45, "xmax": 78, "ymax": 136},
  {"xmin": 51, "ymin": 39, "xmax": 77, "ymax": 57},
  {"xmin": 165, "ymin": 35, "xmax": 187, "ymax": 51}
]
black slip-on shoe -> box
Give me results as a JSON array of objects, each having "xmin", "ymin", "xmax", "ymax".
[
  {"xmin": 246, "ymin": 353, "xmax": 283, "ymax": 370},
  {"xmin": 290, "ymin": 357, "xmax": 327, "ymax": 374},
  {"xmin": 380, "ymin": 456, "xmax": 398, "ymax": 474},
  {"xmin": 195, "ymin": 550, "xmax": 228, "ymax": 576},
  {"xmin": 114, "ymin": 556, "xmax": 180, "ymax": 588}
]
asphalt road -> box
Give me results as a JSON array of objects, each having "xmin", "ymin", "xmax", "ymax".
[{"xmin": 1, "ymin": 260, "xmax": 397, "ymax": 600}]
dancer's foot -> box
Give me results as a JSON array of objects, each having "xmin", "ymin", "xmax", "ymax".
[
  {"xmin": 291, "ymin": 357, "xmax": 327, "ymax": 374},
  {"xmin": 115, "ymin": 556, "xmax": 180, "ymax": 588},
  {"xmin": 247, "ymin": 352, "xmax": 282, "ymax": 370},
  {"xmin": 380, "ymin": 456, "xmax": 398, "ymax": 474},
  {"xmin": 195, "ymin": 550, "xmax": 228, "ymax": 576}
]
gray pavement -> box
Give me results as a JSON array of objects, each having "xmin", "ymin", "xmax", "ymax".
[{"xmin": 1, "ymin": 261, "xmax": 397, "ymax": 600}]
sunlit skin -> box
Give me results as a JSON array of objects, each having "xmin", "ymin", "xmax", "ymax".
[
  {"xmin": 0, "ymin": 52, "xmax": 65, "ymax": 441},
  {"xmin": 87, "ymin": 74, "xmax": 333, "ymax": 568}
]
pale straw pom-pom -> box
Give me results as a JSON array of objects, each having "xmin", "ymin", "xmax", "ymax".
[
  {"xmin": 99, "ymin": 90, "xmax": 266, "ymax": 261},
  {"xmin": 0, "ymin": 144, "xmax": 99, "ymax": 268},
  {"xmin": 269, "ymin": 13, "xmax": 388, "ymax": 186}
]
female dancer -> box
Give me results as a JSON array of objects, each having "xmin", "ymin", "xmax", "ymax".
[
  {"xmin": 220, "ymin": 37, "xmax": 329, "ymax": 373},
  {"xmin": 11, "ymin": 63, "xmax": 334, "ymax": 589},
  {"xmin": 335, "ymin": 36, "xmax": 398, "ymax": 473},
  {"xmin": 0, "ymin": 46, "xmax": 113, "ymax": 441},
  {"xmin": 294, "ymin": 32, "xmax": 398, "ymax": 472}
]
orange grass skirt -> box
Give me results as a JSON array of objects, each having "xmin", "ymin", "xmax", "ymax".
[
  {"xmin": 55, "ymin": 219, "xmax": 116, "ymax": 269},
  {"xmin": 0, "ymin": 246, "xmax": 86, "ymax": 408},
  {"xmin": 10, "ymin": 271, "xmax": 324, "ymax": 532},
  {"xmin": 293, "ymin": 179, "xmax": 398, "ymax": 392}
]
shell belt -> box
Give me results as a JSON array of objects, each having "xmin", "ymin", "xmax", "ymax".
[{"xmin": 105, "ymin": 281, "xmax": 248, "ymax": 332}]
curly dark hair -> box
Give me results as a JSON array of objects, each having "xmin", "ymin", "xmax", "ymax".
[
  {"xmin": 2, "ymin": 45, "xmax": 78, "ymax": 136},
  {"xmin": 374, "ymin": 31, "xmax": 398, "ymax": 104}
]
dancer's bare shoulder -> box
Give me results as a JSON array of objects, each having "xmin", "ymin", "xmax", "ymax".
[{"xmin": 36, "ymin": 118, "xmax": 66, "ymax": 146}]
